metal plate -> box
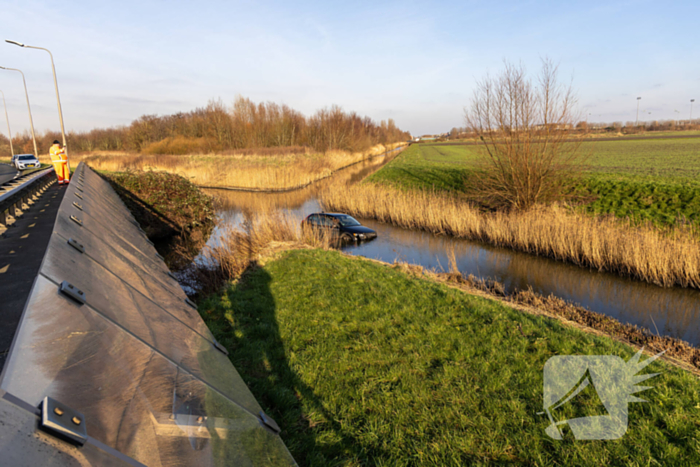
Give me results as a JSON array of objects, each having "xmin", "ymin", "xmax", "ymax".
[
  {"xmin": 39, "ymin": 242, "xmax": 263, "ymax": 410},
  {"xmin": 57, "ymin": 200, "xmax": 158, "ymax": 263},
  {"xmin": 40, "ymin": 396, "xmax": 88, "ymax": 445},
  {"xmin": 0, "ymin": 397, "xmax": 134, "ymax": 466},
  {"xmin": 63, "ymin": 182, "xmax": 133, "ymax": 223},
  {"xmin": 40, "ymin": 234, "xmax": 212, "ymax": 345},
  {"xmin": 55, "ymin": 215, "xmax": 184, "ymax": 300},
  {"xmin": 0, "ymin": 276, "xmax": 295, "ymax": 466},
  {"xmin": 54, "ymin": 206, "xmax": 169, "ymax": 277}
]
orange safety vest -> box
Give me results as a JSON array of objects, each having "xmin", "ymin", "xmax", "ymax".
[{"xmin": 50, "ymin": 144, "xmax": 67, "ymax": 163}]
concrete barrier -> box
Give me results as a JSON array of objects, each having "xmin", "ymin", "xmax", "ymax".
[{"xmin": 0, "ymin": 163, "xmax": 296, "ymax": 466}]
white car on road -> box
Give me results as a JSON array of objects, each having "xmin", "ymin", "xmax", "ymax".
[{"xmin": 12, "ymin": 154, "xmax": 41, "ymax": 170}]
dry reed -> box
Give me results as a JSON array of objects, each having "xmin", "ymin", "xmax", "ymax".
[
  {"xmin": 204, "ymin": 151, "xmax": 398, "ymax": 215},
  {"xmin": 321, "ymin": 184, "xmax": 700, "ymax": 289},
  {"xmin": 189, "ymin": 211, "xmax": 333, "ymax": 295},
  {"xmin": 73, "ymin": 143, "xmax": 403, "ymax": 190}
]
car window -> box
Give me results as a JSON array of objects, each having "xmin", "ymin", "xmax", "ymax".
[
  {"xmin": 18, "ymin": 155, "xmax": 35, "ymax": 160},
  {"xmin": 321, "ymin": 216, "xmax": 335, "ymax": 227},
  {"xmin": 336, "ymin": 215, "xmax": 361, "ymax": 227},
  {"xmin": 307, "ymin": 214, "xmax": 320, "ymax": 225}
]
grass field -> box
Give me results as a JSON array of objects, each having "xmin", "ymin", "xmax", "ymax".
[
  {"xmin": 367, "ymin": 138, "xmax": 700, "ymax": 227},
  {"xmin": 199, "ymin": 248, "xmax": 700, "ymax": 466}
]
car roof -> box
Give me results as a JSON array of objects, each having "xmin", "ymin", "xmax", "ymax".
[{"xmin": 313, "ymin": 213, "xmax": 350, "ymax": 218}]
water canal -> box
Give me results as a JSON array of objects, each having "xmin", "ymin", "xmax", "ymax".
[{"xmin": 202, "ymin": 152, "xmax": 700, "ymax": 347}]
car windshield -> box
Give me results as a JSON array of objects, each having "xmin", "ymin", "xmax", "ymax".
[
  {"xmin": 18, "ymin": 155, "xmax": 35, "ymax": 160},
  {"xmin": 335, "ymin": 215, "xmax": 361, "ymax": 227}
]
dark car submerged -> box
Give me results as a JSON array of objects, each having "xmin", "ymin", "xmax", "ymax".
[{"xmin": 301, "ymin": 213, "xmax": 377, "ymax": 242}]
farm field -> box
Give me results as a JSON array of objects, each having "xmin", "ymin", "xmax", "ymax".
[
  {"xmin": 367, "ymin": 138, "xmax": 700, "ymax": 227},
  {"xmin": 199, "ymin": 248, "xmax": 700, "ymax": 466}
]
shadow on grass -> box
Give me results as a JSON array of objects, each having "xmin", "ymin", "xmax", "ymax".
[{"xmin": 208, "ymin": 263, "xmax": 388, "ymax": 465}]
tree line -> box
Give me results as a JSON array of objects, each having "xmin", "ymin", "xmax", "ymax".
[{"xmin": 0, "ymin": 97, "xmax": 411, "ymax": 157}]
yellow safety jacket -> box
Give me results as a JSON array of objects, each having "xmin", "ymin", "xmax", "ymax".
[{"xmin": 50, "ymin": 144, "xmax": 67, "ymax": 163}]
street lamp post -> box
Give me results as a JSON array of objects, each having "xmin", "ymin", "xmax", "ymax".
[
  {"xmin": 0, "ymin": 66, "xmax": 38, "ymax": 158},
  {"xmin": 6, "ymin": 40, "xmax": 70, "ymax": 171},
  {"xmin": 0, "ymin": 90, "xmax": 14, "ymax": 157},
  {"xmin": 635, "ymin": 97, "xmax": 641, "ymax": 126},
  {"xmin": 692, "ymin": 99, "xmax": 696, "ymax": 122}
]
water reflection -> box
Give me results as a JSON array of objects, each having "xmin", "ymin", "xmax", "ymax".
[{"xmin": 205, "ymin": 154, "xmax": 700, "ymax": 347}]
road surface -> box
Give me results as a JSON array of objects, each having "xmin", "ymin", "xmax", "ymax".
[{"xmin": 0, "ymin": 182, "xmax": 65, "ymax": 370}]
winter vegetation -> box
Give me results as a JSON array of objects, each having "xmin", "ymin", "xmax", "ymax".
[{"xmin": 0, "ymin": 96, "xmax": 410, "ymax": 158}]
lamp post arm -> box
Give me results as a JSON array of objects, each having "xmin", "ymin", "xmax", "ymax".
[{"xmin": 19, "ymin": 44, "xmax": 70, "ymax": 171}]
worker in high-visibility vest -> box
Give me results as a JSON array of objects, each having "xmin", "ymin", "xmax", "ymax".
[{"xmin": 49, "ymin": 140, "xmax": 70, "ymax": 185}]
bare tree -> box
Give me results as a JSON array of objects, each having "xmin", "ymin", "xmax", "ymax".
[{"xmin": 465, "ymin": 59, "xmax": 584, "ymax": 211}]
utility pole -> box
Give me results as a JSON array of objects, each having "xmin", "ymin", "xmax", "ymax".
[
  {"xmin": 0, "ymin": 66, "xmax": 38, "ymax": 158},
  {"xmin": 635, "ymin": 97, "xmax": 641, "ymax": 126},
  {"xmin": 692, "ymin": 99, "xmax": 696, "ymax": 122},
  {"xmin": 0, "ymin": 90, "xmax": 13, "ymax": 157},
  {"xmin": 6, "ymin": 40, "xmax": 70, "ymax": 171}
]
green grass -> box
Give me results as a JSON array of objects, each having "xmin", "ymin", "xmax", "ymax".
[
  {"xmin": 368, "ymin": 138, "xmax": 700, "ymax": 227},
  {"xmin": 579, "ymin": 174, "xmax": 700, "ymax": 226},
  {"xmin": 579, "ymin": 138, "xmax": 700, "ymax": 178},
  {"xmin": 366, "ymin": 144, "xmax": 475, "ymax": 193},
  {"xmin": 199, "ymin": 249, "xmax": 700, "ymax": 466}
]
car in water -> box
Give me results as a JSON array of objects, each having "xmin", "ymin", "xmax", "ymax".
[
  {"xmin": 302, "ymin": 213, "xmax": 377, "ymax": 243},
  {"xmin": 12, "ymin": 154, "xmax": 41, "ymax": 170}
]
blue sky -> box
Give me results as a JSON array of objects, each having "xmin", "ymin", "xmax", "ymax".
[{"xmin": 0, "ymin": 0, "xmax": 698, "ymax": 136}]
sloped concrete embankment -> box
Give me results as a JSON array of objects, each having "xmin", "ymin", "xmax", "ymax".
[{"xmin": 0, "ymin": 162, "xmax": 296, "ymax": 466}]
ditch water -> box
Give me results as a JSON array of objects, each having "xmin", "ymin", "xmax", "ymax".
[{"xmin": 203, "ymin": 152, "xmax": 700, "ymax": 347}]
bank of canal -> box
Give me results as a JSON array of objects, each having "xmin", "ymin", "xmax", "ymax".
[{"xmin": 202, "ymin": 154, "xmax": 700, "ymax": 347}]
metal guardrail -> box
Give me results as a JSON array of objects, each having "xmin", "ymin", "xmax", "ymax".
[
  {"xmin": 0, "ymin": 162, "xmax": 296, "ymax": 466},
  {"xmin": 0, "ymin": 167, "xmax": 55, "ymax": 227}
]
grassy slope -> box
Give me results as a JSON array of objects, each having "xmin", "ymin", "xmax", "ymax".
[
  {"xmin": 199, "ymin": 249, "xmax": 700, "ymax": 466},
  {"xmin": 368, "ymin": 140, "xmax": 700, "ymax": 226},
  {"xmin": 366, "ymin": 144, "xmax": 475, "ymax": 193}
]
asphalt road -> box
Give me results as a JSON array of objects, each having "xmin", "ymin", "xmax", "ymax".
[
  {"xmin": 0, "ymin": 163, "xmax": 19, "ymax": 185},
  {"xmin": 0, "ymin": 182, "xmax": 65, "ymax": 371}
]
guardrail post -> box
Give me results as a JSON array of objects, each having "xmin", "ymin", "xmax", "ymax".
[{"xmin": 0, "ymin": 208, "xmax": 8, "ymax": 227}]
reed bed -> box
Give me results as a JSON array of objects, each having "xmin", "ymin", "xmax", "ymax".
[
  {"xmin": 189, "ymin": 211, "xmax": 333, "ymax": 295},
  {"xmin": 321, "ymin": 184, "xmax": 700, "ymax": 289},
  {"xmin": 204, "ymin": 151, "xmax": 398, "ymax": 216},
  {"xmin": 74, "ymin": 143, "xmax": 402, "ymax": 190}
]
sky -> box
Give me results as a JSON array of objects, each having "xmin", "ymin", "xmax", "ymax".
[{"xmin": 0, "ymin": 0, "xmax": 698, "ymax": 137}]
